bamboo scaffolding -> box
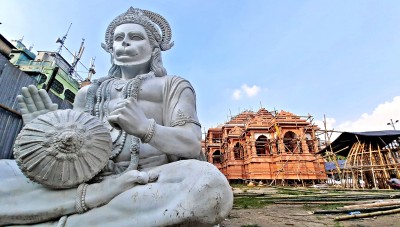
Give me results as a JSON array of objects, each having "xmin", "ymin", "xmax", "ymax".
[
  {"xmin": 340, "ymin": 138, "xmax": 400, "ymax": 189},
  {"xmin": 318, "ymin": 116, "xmax": 400, "ymax": 190},
  {"xmin": 269, "ymin": 116, "xmax": 322, "ymax": 186}
]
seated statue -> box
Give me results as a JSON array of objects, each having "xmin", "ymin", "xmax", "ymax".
[{"xmin": 0, "ymin": 7, "xmax": 233, "ymax": 226}]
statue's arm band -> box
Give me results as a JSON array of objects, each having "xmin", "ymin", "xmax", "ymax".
[{"xmin": 170, "ymin": 119, "xmax": 201, "ymax": 127}]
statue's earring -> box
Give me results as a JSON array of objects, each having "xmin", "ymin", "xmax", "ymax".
[
  {"xmin": 102, "ymin": 44, "xmax": 114, "ymax": 64},
  {"xmin": 101, "ymin": 43, "xmax": 111, "ymax": 53}
]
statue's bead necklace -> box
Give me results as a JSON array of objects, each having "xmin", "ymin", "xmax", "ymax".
[{"xmin": 95, "ymin": 72, "xmax": 155, "ymax": 170}]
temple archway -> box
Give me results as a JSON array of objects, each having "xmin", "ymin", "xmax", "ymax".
[
  {"xmin": 233, "ymin": 142, "xmax": 244, "ymax": 160},
  {"xmin": 283, "ymin": 131, "xmax": 297, "ymax": 153},
  {"xmin": 213, "ymin": 150, "xmax": 221, "ymax": 163},
  {"xmin": 256, "ymin": 135, "xmax": 270, "ymax": 155}
]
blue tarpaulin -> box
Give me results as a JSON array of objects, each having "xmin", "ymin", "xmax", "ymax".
[{"xmin": 325, "ymin": 160, "xmax": 346, "ymax": 171}]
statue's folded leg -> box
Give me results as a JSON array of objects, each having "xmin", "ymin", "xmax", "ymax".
[
  {"xmin": 0, "ymin": 160, "xmax": 154, "ymax": 226},
  {"xmin": 0, "ymin": 165, "xmax": 85, "ymax": 225},
  {"xmin": 0, "ymin": 160, "xmax": 75, "ymax": 225},
  {"xmin": 65, "ymin": 160, "xmax": 233, "ymax": 227},
  {"xmin": 0, "ymin": 159, "xmax": 25, "ymax": 179}
]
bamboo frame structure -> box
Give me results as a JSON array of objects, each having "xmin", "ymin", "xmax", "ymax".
[
  {"xmin": 342, "ymin": 140, "xmax": 400, "ymax": 189},
  {"xmin": 317, "ymin": 115, "xmax": 400, "ymax": 189}
]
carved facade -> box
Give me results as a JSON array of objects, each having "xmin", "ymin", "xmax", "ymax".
[{"xmin": 205, "ymin": 108, "xmax": 326, "ymax": 183}]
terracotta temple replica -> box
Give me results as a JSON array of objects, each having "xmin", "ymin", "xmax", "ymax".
[
  {"xmin": 205, "ymin": 108, "xmax": 326, "ymax": 185},
  {"xmin": 0, "ymin": 7, "xmax": 233, "ymax": 226}
]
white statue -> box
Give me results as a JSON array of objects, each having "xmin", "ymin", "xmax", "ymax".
[{"xmin": 0, "ymin": 7, "xmax": 233, "ymax": 226}]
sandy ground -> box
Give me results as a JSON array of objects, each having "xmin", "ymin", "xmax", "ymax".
[{"xmin": 220, "ymin": 186, "xmax": 400, "ymax": 227}]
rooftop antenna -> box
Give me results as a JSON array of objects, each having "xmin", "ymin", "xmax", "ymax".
[
  {"xmin": 69, "ymin": 38, "xmax": 85, "ymax": 75},
  {"xmin": 18, "ymin": 36, "xmax": 24, "ymax": 43},
  {"xmin": 86, "ymin": 57, "xmax": 96, "ymax": 81},
  {"xmin": 56, "ymin": 23, "xmax": 72, "ymax": 54},
  {"xmin": 28, "ymin": 44, "xmax": 34, "ymax": 51},
  {"xmin": 260, "ymin": 101, "xmax": 263, "ymax": 109}
]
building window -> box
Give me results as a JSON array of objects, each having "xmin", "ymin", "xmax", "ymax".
[
  {"xmin": 64, "ymin": 89, "xmax": 76, "ymax": 103},
  {"xmin": 51, "ymin": 80, "xmax": 64, "ymax": 94},
  {"xmin": 212, "ymin": 134, "xmax": 222, "ymax": 143},
  {"xmin": 38, "ymin": 74, "xmax": 47, "ymax": 84}
]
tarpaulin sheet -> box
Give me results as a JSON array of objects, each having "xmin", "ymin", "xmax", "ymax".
[{"xmin": 318, "ymin": 130, "xmax": 400, "ymax": 156}]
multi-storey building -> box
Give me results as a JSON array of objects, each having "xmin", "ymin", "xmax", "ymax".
[{"xmin": 9, "ymin": 41, "xmax": 81, "ymax": 103}]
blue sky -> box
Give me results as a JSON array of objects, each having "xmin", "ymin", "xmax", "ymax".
[{"xmin": 1, "ymin": 0, "xmax": 400, "ymax": 138}]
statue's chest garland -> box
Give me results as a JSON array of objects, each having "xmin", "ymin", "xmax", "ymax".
[{"xmin": 85, "ymin": 72, "xmax": 155, "ymax": 172}]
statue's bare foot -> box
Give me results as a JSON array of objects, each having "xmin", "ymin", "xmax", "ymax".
[{"xmin": 84, "ymin": 170, "xmax": 158, "ymax": 210}]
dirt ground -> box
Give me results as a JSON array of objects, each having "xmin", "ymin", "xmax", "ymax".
[
  {"xmin": 221, "ymin": 204, "xmax": 400, "ymax": 227},
  {"xmin": 220, "ymin": 186, "xmax": 400, "ymax": 227}
]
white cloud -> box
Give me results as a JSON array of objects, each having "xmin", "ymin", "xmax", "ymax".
[
  {"xmin": 336, "ymin": 96, "xmax": 400, "ymax": 132},
  {"xmin": 314, "ymin": 117, "xmax": 339, "ymax": 142},
  {"xmin": 314, "ymin": 117, "xmax": 336, "ymax": 131},
  {"xmin": 232, "ymin": 89, "xmax": 242, "ymax": 100},
  {"xmin": 315, "ymin": 96, "xmax": 400, "ymax": 142},
  {"xmin": 242, "ymin": 84, "xmax": 260, "ymax": 97},
  {"xmin": 232, "ymin": 84, "xmax": 261, "ymax": 100}
]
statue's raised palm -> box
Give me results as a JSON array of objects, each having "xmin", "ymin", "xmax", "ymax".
[{"xmin": 16, "ymin": 85, "xmax": 58, "ymax": 123}]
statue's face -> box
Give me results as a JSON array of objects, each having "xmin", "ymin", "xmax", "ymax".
[{"xmin": 112, "ymin": 23, "xmax": 152, "ymax": 66}]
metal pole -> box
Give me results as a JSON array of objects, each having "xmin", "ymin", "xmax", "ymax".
[
  {"xmin": 387, "ymin": 119, "xmax": 399, "ymax": 130},
  {"xmin": 45, "ymin": 66, "xmax": 59, "ymax": 92}
]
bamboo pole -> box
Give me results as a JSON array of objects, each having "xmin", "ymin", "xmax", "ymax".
[
  {"xmin": 346, "ymin": 143, "xmax": 357, "ymax": 188},
  {"xmin": 378, "ymin": 145, "xmax": 390, "ymax": 189},
  {"xmin": 313, "ymin": 204, "xmax": 400, "ymax": 214},
  {"xmin": 275, "ymin": 201, "xmax": 364, "ymax": 205},
  {"xmin": 354, "ymin": 142, "xmax": 361, "ymax": 189},
  {"xmin": 360, "ymin": 141, "xmax": 365, "ymax": 188},
  {"xmin": 341, "ymin": 200, "xmax": 400, "ymax": 210},
  {"xmin": 274, "ymin": 196, "xmax": 399, "ymax": 202},
  {"xmin": 370, "ymin": 143, "xmax": 378, "ymax": 189},
  {"xmin": 346, "ymin": 164, "xmax": 400, "ymax": 168},
  {"xmin": 334, "ymin": 208, "xmax": 400, "ymax": 221}
]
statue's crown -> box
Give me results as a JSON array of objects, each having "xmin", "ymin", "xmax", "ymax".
[{"xmin": 103, "ymin": 7, "xmax": 174, "ymax": 52}]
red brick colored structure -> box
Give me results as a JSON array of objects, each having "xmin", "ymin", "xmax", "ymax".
[{"xmin": 205, "ymin": 108, "xmax": 326, "ymax": 184}]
